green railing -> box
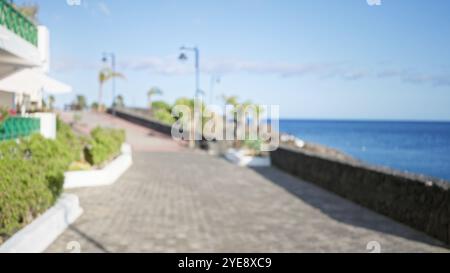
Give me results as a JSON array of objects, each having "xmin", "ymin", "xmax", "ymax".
[
  {"xmin": 0, "ymin": 0, "xmax": 37, "ymax": 46},
  {"xmin": 0, "ymin": 117, "xmax": 40, "ymax": 141}
]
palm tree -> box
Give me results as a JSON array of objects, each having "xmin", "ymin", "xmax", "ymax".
[
  {"xmin": 98, "ymin": 68, "xmax": 124, "ymax": 112},
  {"xmin": 115, "ymin": 95, "xmax": 125, "ymax": 108},
  {"xmin": 48, "ymin": 95, "xmax": 55, "ymax": 110},
  {"xmin": 98, "ymin": 70, "xmax": 108, "ymax": 111},
  {"xmin": 147, "ymin": 87, "xmax": 163, "ymax": 112},
  {"xmin": 222, "ymin": 95, "xmax": 240, "ymax": 145},
  {"xmin": 221, "ymin": 95, "xmax": 264, "ymax": 148},
  {"xmin": 75, "ymin": 95, "xmax": 87, "ymax": 110},
  {"xmin": 221, "ymin": 95, "xmax": 239, "ymax": 108}
]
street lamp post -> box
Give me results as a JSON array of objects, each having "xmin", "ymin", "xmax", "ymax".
[
  {"xmin": 102, "ymin": 52, "xmax": 116, "ymax": 115},
  {"xmin": 179, "ymin": 46, "xmax": 200, "ymax": 99},
  {"xmin": 179, "ymin": 46, "xmax": 202, "ymax": 147}
]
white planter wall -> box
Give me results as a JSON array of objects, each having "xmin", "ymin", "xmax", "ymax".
[
  {"xmin": 224, "ymin": 149, "xmax": 271, "ymax": 167},
  {"xmin": 0, "ymin": 194, "xmax": 83, "ymax": 253},
  {"xmin": 31, "ymin": 112, "xmax": 56, "ymax": 140},
  {"xmin": 64, "ymin": 143, "xmax": 133, "ymax": 189}
]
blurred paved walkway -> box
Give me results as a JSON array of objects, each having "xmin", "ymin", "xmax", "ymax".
[
  {"xmin": 58, "ymin": 111, "xmax": 184, "ymax": 152},
  {"xmin": 47, "ymin": 111, "xmax": 448, "ymax": 253}
]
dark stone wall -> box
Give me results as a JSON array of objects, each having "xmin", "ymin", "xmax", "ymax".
[
  {"xmin": 271, "ymin": 145, "xmax": 450, "ymax": 245},
  {"xmin": 108, "ymin": 108, "xmax": 173, "ymax": 136}
]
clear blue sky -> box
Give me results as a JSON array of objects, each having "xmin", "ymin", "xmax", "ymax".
[{"xmin": 19, "ymin": 0, "xmax": 450, "ymax": 120}]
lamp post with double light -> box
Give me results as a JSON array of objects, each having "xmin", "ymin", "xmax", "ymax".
[{"xmin": 178, "ymin": 46, "xmax": 201, "ymax": 99}]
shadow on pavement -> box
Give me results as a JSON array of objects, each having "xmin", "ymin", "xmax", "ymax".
[
  {"xmin": 69, "ymin": 226, "xmax": 111, "ymax": 253},
  {"xmin": 250, "ymin": 166, "xmax": 446, "ymax": 249}
]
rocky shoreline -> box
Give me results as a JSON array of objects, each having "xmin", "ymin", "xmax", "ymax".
[{"xmin": 279, "ymin": 133, "xmax": 358, "ymax": 163}]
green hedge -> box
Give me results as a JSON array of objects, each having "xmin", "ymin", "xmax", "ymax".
[
  {"xmin": 84, "ymin": 127, "xmax": 125, "ymax": 166},
  {"xmin": 154, "ymin": 108, "xmax": 175, "ymax": 125},
  {"xmin": 0, "ymin": 133, "xmax": 72, "ymax": 238},
  {"xmin": 56, "ymin": 118, "xmax": 86, "ymax": 163},
  {"xmin": 152, "ymin": 101, "xmax": 172, "ymax": 112},
  {"xmin": 0, "ymin": 157, "xmax": 52, "ymax": 237},
  {"xmin": 0, "ymin": 120, "xmax": 126, "ymax": 241}
]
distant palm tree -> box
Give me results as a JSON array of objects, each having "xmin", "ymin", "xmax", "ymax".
[
  {"xmin": 115, "ymin": 95, "xmax": 125, "ymax": 108},
  {"xmin": 221, "ymin": 95, "xmax": 239, "ymax": 107},
  {"xmin": 221, "ymin": 95, "xmax": 264, "ymax": 147},
  {"xmin": 91, "ymin": 102, "xmax": 99, "ymax": 110},
  {"xmin": 75, "ymin": 95, "xmax": 87, "ymax": 110},
  {"xmin": 240, "ymin": 100, "xmax": 264, "ymax": 118},
  {"xmin": 147, "ymin": 87, "xmax": 163, "ymax": 112},
  {"xmin": 98, "ymin": 68, "xmax": 124, "ymax": 111},
  {"xmin": 48, "ymin": 95, "xmax": 55, "ymax": 110},
  {"xmin": 222, "ymin": 95, "xmax": 240, "ymax": 145}
]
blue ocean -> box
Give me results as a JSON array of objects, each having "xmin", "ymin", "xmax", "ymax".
[{"xmin": 280, "ymin": 120, "xmax": 450, "ymax": 181}]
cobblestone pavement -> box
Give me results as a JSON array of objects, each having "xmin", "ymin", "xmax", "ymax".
[{"xmin": 47, "ymin": 112, "xmax": 448, "ymax": 253}]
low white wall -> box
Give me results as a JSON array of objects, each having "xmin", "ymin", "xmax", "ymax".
[
  {"xmin": 225, "ymin": 149, "xmax": 271, "ymax": 167},
  {"xmin": 0, "ymin": 194, "xmax": 83, "ymax": 253},
  {"xmin": 31, "ymin": 112, "xmax": 56, "ymax": 139},
  {"xmin": 64, "ymin": 143, "xmax": 133, "ymax": 189}
]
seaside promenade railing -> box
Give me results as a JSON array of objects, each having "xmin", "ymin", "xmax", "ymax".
[
  {"xmin": 0, "ymin": 0, "xmax": 38, "ymax": 46},
  {"xmin": 0, "ymin": 117, "xmax": 40, "ymax": 141}
]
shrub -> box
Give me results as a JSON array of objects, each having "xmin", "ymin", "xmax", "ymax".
[
  {"xmin": 19, "ymin": 134, "xmax": 70, "ymax": 202},
  {"xmin": 152, "ymin": 101, "xmax": 172, "ymax": 112},
  {"xmin": 0, "ymin": 119, "xmax": 84, "ymax": 240},
  {"xmin": 56, "ymin": 118, "xmax": 85, "ymax": 163},
  {"xmin": 91, "ymin": 102, "xmax": 99, "ymax": 110},
  {"xmin": 0, "ymin": 139, "xmax": 56, "ymax": 238},
  {"xmin": 0, "ymin": 158, "xmax": 52, "ymax": 237},
  {"xmin": 84, "ymin": 127, "xmax": 125, "ymax": 166},
  {"xmin": 0, "ymin": 120, "xmax": 126, "ymax": 241},
  {"xmin": 150, "ymin": 100, "xmax": 175, "ymax": 125},
  {"xmin": 174, "ymin": 97, "xmax": 195, "ymax": 110},
  {"xmin": 154, "ymin": 108, "xmax": 175, "ymax": 125},
  {"xmin": 244, "ymin": 138, "xmax": 263, "ymax": 152}
]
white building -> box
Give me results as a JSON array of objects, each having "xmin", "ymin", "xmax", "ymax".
[{"xmin": 0, "ymin": 0, "xmax": 71, "ymax": 113}]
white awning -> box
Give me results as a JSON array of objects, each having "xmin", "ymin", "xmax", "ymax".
[{"xmin": 0, "ymin": 68, "xmax": 72, "ymax": 95}]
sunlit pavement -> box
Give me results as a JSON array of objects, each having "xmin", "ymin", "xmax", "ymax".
[{"xmin": 46, "ymin": 112, "xmax": 448, "ymax": 253}]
